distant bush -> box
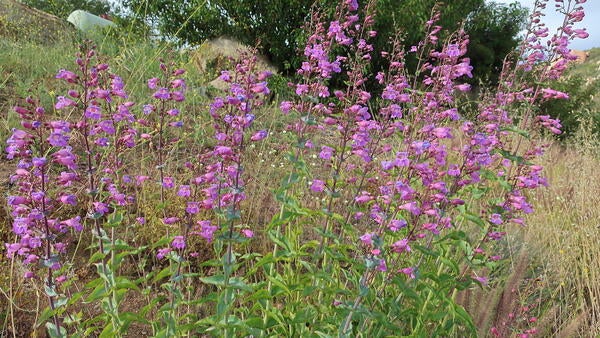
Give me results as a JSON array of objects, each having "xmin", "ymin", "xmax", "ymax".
[{"xmin": 539, "ymin": 74, "xmax": 600, "ymax": 139}]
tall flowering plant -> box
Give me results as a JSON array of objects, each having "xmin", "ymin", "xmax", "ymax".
[
  {"xmin": 5, "ymin": 98, "xmax": 79, "ymax": 336},
  {"xmin": 2, "ymin": 0, "xmax": 588, "ymax": 336},
  {"xmin": 265, "ymin": 0, "xmax": 588, "ymax": 335}
]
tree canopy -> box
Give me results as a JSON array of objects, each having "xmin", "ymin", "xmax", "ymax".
[
  {"xmin": 122, "ymin": 0, "xmax": 527, "ymax": 85},
  {"xmin": 20, "ymin": 0, "xmax": 111, "ymax": 18}
]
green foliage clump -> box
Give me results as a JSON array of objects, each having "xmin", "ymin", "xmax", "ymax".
[
  {"xmin": 122, "ymin": 0, "xmax": 527, "ymax": 86},
  {"xmin": 465, "ymin": 2, "xmax": 529, "ymax": 85},
  {"xmin": 539, "ymin": 74, "xmax": 600, "ymax": 139}
]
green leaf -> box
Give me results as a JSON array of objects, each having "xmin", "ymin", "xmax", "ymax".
[
  {"xmin": 98, "ymin": 322, "xmax": 114, "ymax": 338},
  {"xmin": 38, "ymin": 307, "xmax": 56, "ymax": 327},
  {"xmin": 151, "ymin": 236, "xmax": 171, "ymax": 249},
  {"xmin": 43, "ymin": 255, "xmax": 60, "ymax": 268},
  {"xmin": 106, "ymin": 211, "xmax": 124, "ymax": 227},
  {"xmin": 501, "ymin": 125, "xmax": 530, "ymax": 139},
  {"xmin": 199, "ymin": 275, "xmax": 253, "ymax": 291},
  {"xmin": 413, "ymin": 244, "xmax": 440, "ymax": 258},
  {"xmin": 89, "ymin": 251, "xmax": 106, "ymax": 263},
  {"xmin": 463, "ymin": 212, "xmax": 486, "ymax": 228},
  {"xmin": 225, "ymin": 206, "xmax": 241, "ymax": 221},
  {"xmin": 152, "ymin": 266, "xmax": 173, "ymax": 284},
  {"xmin": 495, "ymin": 149, "xmax": 529, "ymax": 165},
  {"xmin": 46, "ymin": 322, "xmax": 67, "ymax": 338},
  {"xmin": 54, "ymin": 297, "xmax": 68, "ymax": 308},
  {"xmin": 45, "ymin": 284, "xmax": 58, "ymax": 297},
  {"xmin": 85, "ymin": 282, "xmax": 107, "ymax": 302},
  {"xmin": 115, "ymin": 276, "xmax": 140, "ymax": 291},
  {"xmin": 265, "ymin": 274, "xmax": 291, "ymax": 296},
  {"xmin": 267, "ymin": 230, "xmax": 293, "ymax": 254},
  {"xmin": 439, "ymin": 257, "xmax": 459, "ymax": 274}
]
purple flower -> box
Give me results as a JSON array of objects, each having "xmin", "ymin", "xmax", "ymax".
[
  {"xmin": 157, "ymin": 248, "xmax": 171, "ymax": 259},
  {"xmin": 171, "ymin": 91, "xmax": 185, "ymax": 102},
  {"xmin": 473, "ymin": 275, "xmax": 489, "ymax": 286},
  {"xmin": 196, "ymin": 220, "xmax": 218, "ymax": 243},
  {"xmin": 310, "ymin": 179, "xmax": 325, "ymax": 193},
  {"xmin": 85, "ymin": 105, "xmax": 102, "ymax": 119},
  {"xmin": 447, "ymin": 164, "xmax": 461, "ymax": 177},
  {"xmin": 59, "ymin": 194, "xmax": 77, "ymax": 206},
  {"xmin": 391, "ymin": 239, "xmax": 411, "ymax": 253},
  {"xmin": 7, "ymin": 195, "xmax": 28, "ymax": 206},
  {"xmin": 55, "ymin": 96, "xmax": 76, "ymax": 110},
  {"xmin": 490, "ymin": 213, "xmax": 503, "ymax": 225},
  {"xmin": 95, "ymin": 137, "xmax": 109, "ymax": 147},
  {"xmin": 401, "ymin": 267, "xmax": 416, "ymax": 279},
  {"xmin": 55, "ymin": 69, "xmax": 78, "ymax": 83},
  {"xmin": 360, "ymin": 233, "xmax": 375, "ymax": 246},
  {"xmin": 55, "ymin": 172, "xmax": 77, "ymax": 187},
  {"xmin": 143, "ymin": 104, "xmax": 155, "ymax": 115},
  {"xmin": 62, "ymin": 216, "xmax": 82, "ymax": 231},
  {"xmin": 178, "ymin": 185, "xmax": 191, "ymax": 197},
  {"xmin": 487, "ymin": 231, "xmax": 506, "ymax": 241},
  {"xmin": 153, "ymin": 87, "xmax": 170, "ymax": 100},
  {"xmin": 47, "ymin": 132, "xmax": 69, "ymax": 147},
  {"xmin": 399, "ymin": 202, "xmax": 421, "ymax": 216},
  {"xmin": 295, "ymin": 84, "xmax": 309, "ymax": 96},
  {"xmin": 220, "ymin": 71, "xmax": 231, "ymax": 82},
  {"xmin": 171, "ymin": 78, "xmax": 186, "ymax": 88},
  {"xmin": 355, "ymin": 191, "xmax": 373, "ymax": 204},
  {"xmin": 242, "ymin": 229, "xmax": 254, "ymax": 238},
  {"xmin": 214, "ymin": 146, "xmax": 233, "ymax": 156},
  {"xmin": 12, "ymin": 218, "xmax": 29, "ymax": 235},
  {"xmin": 388, "ymin": 219, "xmax": 407, "ymax": 231},
  {"xmin": 98, "ymin": 120, "xmax": 115, "ymax": 134},
  {"xmin": 250, "ymin": 82, "xmax": 269, "ymax": 94},
  {"xmin": 319, "ymin": 146, "xmax": 334, "ymax": 160},
  {"xmin": 172, "ymin": 236, "xmax": 186, "ymax": 250},
  {"xmin": 346, "ymin": 0, "xmax": 358, "ymax": 11},
  {"xmin": 162, "ymin": 177, "xmax": 175, "ymax": 188},
  {"xmin": 280, "ymin": 101, "xmax": 293, "ymax": 114},
  {"xmin": 112, "ymin": 76, "xmax": 125, "ymax": 90},
  {"xmin": 148, "ymin": 77, "xmax": 159, "ymax": 89},
  {"xmin": 250, "ymin": 130, "xmax": 267, "ymax": 141},
  {"xmin": 93, "ymin": 202, "xmax": 109, "ymax": 215},
  {"xmin": 162, "ymin": 217, "xmax": 180, "ymax": 225},
  {"xmin": 446, "ymin": 44, "xmax": 461, "ymax": 57},
  {"xmin": 32, "ymin": 157, "xmax": 46, "ymax": 167},
  {"xmin": 186, "ymin": 202, "xmax": 200, "ymax": 214},
  {"xmin": 136, "ymin": 175, "xmax": 150, "ymax": 185},
  {"xmin": 52, "ymin": 147, "xmax": 77, "ymax": 170}
]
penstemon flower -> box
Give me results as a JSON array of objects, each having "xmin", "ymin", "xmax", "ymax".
[{"xmin": 5, "ymin": 97, "xmax": 82, "ymax": 333}]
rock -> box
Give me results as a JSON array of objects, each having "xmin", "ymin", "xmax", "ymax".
[
  {"xmin": 571, "ymin": 49, "xmax": 590, "ymax": 64},
  {"xmin": 190, "ymin": 37, "xmax": 277, "ymax": 91}
]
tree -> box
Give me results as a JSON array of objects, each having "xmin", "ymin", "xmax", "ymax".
[
  {"xmin": 464, "ymin": 2, "xmax": 529, "ymax": 85},
  {"xmin": 123, "ymin": 0, "xmax": 527, "ymax": 86},
  {"xmin": 20, "ymin": 0, "xmax": 111, "ymax": 18},
  {"xmin": 124, "ymin": 0, "xmax": 318, "ymax": 72}
]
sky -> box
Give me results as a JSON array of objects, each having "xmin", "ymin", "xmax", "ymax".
[{"xmin": 493, "ymin": 0, "xmax": 598, "ymax": 50}]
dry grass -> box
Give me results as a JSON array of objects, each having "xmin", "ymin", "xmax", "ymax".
[
  {"xmin": 455, "ymin": 134, "xmax": 600, "ymax": 337},
  {"xmin": 513, "ymin": 139, "xmax": 600, "ymax": 336}
]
